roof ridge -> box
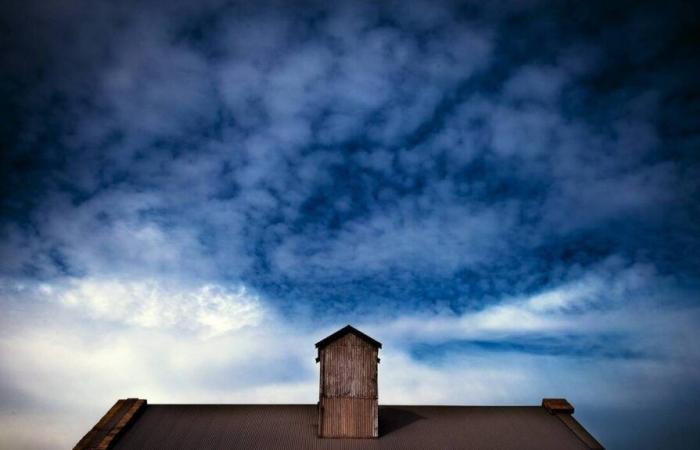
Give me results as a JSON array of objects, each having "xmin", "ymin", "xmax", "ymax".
[{"xmin": 315, "ymin": 324, "xmax": 382, "ymax": 349}]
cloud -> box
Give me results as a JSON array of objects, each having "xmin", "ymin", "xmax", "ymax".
[
  {"xmin": 0, "ymin": 311, "xmax": 311, "ymax": 449},
  {"xmin": 1, "ymin": 261, "xmax": 698, "ymax": 449},
  {"xmin": 272, "ymin": 197, "xmax": 514, "ymax": 278},
  {"xmin": 47, "ymin": 279, "xmax": 264, "ymax": 336},
  {"xmin": 502, "ymin": 65, "xmax": 567, "ymax": 104},
  {"xmin": 2, "ymin": 0, "xmax": 693, "ymax": 292},
  {"xmin": 366, "ymin": 258, "xmax": 662, "ymax": 341}
]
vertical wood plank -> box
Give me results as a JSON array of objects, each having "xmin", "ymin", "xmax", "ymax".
[{"xmin": 318, "ymin": 333, "xmax": 379, "ymax": 438}]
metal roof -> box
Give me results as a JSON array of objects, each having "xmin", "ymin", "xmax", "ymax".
[
  {"xmin": 108, "ymin": 403, "xmax": 603, "ymax": 450},
  {"xmin": 315, "ymin": 325, "xmax": 382, "ymax": 349}
]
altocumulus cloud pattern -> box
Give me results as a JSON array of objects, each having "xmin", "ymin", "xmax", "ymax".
[{"xmin": 1, "ymin": 0, "xmax": 699, "ymax": 449}]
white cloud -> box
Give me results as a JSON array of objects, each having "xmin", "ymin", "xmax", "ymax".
[
  {"xmin": 369, "ymin": 260, "xmax": 663, "ymax": 342},
  {"xmin": 0, "ymin": 292, "xmax": 313, "ymax": 449},
  {"xmin": 502, "ymin": 65, "xmax": 567, "ymax": 104},
  {"xmin": 44, "ymin": 278, "xmax": 265, "ymax": 337},
  {"xmin": 1, "ymin": 263, "xmax": 699, "ymax": 449},
  {"xmin": 273, "ymin": 198, "xmax": 514, "ymax": 278}
]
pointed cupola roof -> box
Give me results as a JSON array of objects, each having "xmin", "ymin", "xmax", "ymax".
[{"xmin": 315, "ymin": 325, "xmax": 382, "ymax": 349}]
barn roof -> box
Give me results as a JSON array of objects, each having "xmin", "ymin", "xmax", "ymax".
[
  {"xmin": 82, "ymin": 400, "xmax": 603, "ymax": 450},
  {"xmin": 315, "ymin": 325, "xmax": 382, "ymax": 349}
]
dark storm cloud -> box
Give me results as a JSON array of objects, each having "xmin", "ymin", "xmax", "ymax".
[{"xmin": 1, "ymin": 0, "xmax": 700, "ymax": 449}]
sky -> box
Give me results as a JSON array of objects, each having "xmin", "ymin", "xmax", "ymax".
[{"xmin": 1, "ymin": 0, "xmax": 699, "ymax": 448}]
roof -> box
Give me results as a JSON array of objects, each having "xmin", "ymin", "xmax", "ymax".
[
  {"xmin": 74, "ymin": 398, "xmax": 146, "ymax": 450},
  {"xmin": 81, "ymin": 401, "xmax": 603, "ymax": 450},
  {"xmin": 315, "ymin": 325, "xmax": 382, "ymax": 349}
]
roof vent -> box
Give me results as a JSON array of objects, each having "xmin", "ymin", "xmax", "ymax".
[{"xmin": 316, "ymin": 325, "xmax": 381, "ymax": 438}]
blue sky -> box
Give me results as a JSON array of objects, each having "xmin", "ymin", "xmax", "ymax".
[{"xmin": 1, "ymin": 0, "xmax": 699, "ymax": 448}]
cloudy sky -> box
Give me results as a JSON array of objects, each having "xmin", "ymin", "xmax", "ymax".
[{"xmin": 1, "ymin": 0, "xmax": 699, "ymax": 448}]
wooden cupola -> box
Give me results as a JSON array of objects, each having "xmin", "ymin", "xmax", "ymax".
[{"xmin": 315, "ymin": 325, "xmax": 381, "ymax": 438}]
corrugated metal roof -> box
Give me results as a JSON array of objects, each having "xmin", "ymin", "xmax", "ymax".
[{"xmin": 111, "ymin": 404, "xmax": 602, "ymax": 449}]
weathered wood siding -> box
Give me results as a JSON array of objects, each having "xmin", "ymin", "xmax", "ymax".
[
  {"xmin": 319, "ymin": 397, "xmax": 378, "ymax": 438},
  {"xmin": 318, "ymin": 333, "xmax": 378, "ymax": 438},
  {"xmin": 320, "ymin": 333, "xmax": 378, "ymax": 398}
]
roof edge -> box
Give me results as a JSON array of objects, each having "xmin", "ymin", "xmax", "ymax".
[
  {"xmin": 542, "ymin": 398, "xmax": 604, "ymax": 449},
  {"xmin": 556, "ymin": 413, "xmax": 605, "ymax": 449},
  {"xmin": 73, "ymin": 398, "xmax": 147, "ymax": 450},
  {"xmin": 315, "ymin": 325, "xmax": 382, "ymax": 349}
]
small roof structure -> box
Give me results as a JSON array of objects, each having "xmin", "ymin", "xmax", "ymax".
[
  {"xmin": 74, "ymin": 328, "xmax": 604, "ymax": 449},
  {"xmin": 315, "ymin": 324, "xmax": 382, "ymax": 349}
]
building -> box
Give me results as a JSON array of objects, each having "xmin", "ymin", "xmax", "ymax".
[
  {"xmin": 316, "ymin": 325, "xmax": 381, "ymax": 438},
  {"xmin": 74, "ymin": 325, "xmax": 604, "ymax": 449}
]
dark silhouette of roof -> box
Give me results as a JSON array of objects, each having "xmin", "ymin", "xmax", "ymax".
[
  {"xmin": 94, "ymin": 402, "xmax": 603, "ymax": 450},
  {"xmin": 315, "ymin": 325, "xmax": 382, "ymax": 349}
]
